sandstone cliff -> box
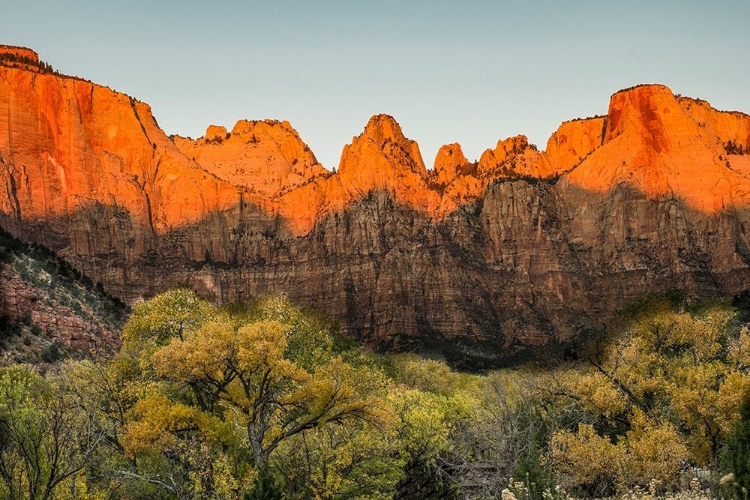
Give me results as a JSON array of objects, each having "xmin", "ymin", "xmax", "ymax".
[{"xmin": 2, "ymin": 50, "xmax": 750, "ymax": 363}]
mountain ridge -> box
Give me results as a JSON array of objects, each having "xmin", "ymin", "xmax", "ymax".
[{"xmin": 2, "ymin": 46, "xmax": 750, "ymax": 361}]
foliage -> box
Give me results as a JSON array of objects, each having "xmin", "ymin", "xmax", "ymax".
[
  {"xmin": 721, "ymin": 387, "xmax": 750, "ymax": 498},
  {"xmin": 543, "ymin": 298, "xmax": 750, "ymax": 495},
  {"xmin": 2, "ymin": 290, "xmax": 750, "ymax": 499},
  {"xmin": 116, "ymin": 291, "xmax": 394, "ymax": 498},
  {"xmin": 0, "ymin": 364, "xmax": 105, "ymax": 500}
]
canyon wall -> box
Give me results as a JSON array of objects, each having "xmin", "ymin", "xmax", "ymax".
[{"xmin": 2, "ymin": 49, "xmax": 750, "ymax": 362}]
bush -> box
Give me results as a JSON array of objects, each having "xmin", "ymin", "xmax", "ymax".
[
  {"xmin": 722, "ymin": 388, "xmax": 750, "ymax": 496},
  {"xmin": 23, "ymin": 336, "xmax": 32, "ymax": 346},
  {"xmin": 41, "ymin": 342, "xmax": 62, "ymax": 363},
  {"xmin": 30, "ymin": 324, "xmax": 42, "ymax": 336},
  {"xmin": 245, "ymin": 467, "xmax": 283, "ymax": 500}
]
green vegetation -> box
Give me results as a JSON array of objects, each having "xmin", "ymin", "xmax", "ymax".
[
  {"xmin": 1, "ymin": 289, "xmax": 750, "ymax": 498},
  {"xmin": 725, "ymin": 140, "xmax": 747, "ymax": 155}
]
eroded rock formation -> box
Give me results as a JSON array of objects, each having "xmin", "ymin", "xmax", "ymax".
[{"xmin": 2, "ymin": 49, "xmax": 750, "ymax": 362}]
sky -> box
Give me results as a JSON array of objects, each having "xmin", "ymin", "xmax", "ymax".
[{"xmin": 3, "ymin": 1, "xmax": 749, "ymax": 170}]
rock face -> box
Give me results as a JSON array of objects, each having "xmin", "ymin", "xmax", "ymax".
[
  {"xmin": 173, "ymin": 120, "xmax": 327, "ymax": 196},
  {"xmin": 0, "ymin": 227, "xmax": 124, "ymax": 362},
  {"xmin": 2, "ymin": 51, "xmax": 750, "ymax": 362},
  {"xmin": 0, "ymin": 262, "xmax": 121, "ymax": 359}
]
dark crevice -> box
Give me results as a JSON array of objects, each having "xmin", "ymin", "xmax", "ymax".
[
  {"xmin": 129, "ymin": 97, "xmax": 152, "ymax": 146},
  {"xmin": 0, "ymin": 154, "xmax": 22, "ymax": 226}
]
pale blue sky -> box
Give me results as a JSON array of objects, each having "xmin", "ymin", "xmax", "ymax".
[{"xmin": 3, "ymin": 1, "xmax": 749, "ymax": 170}]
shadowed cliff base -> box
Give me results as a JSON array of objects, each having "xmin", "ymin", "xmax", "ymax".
[{"xmin": 3, "ymin": 176, "xmax": 750, "ymax": 367}]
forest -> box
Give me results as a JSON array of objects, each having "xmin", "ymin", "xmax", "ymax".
[{"xmin": 2, "ymin": 289, "xmax": 750, "ymax": 499}]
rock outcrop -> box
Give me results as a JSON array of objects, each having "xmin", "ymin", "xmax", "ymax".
[
  {"xmin": 173, "ymin": 120, "xmax": 327, "ymax": 196},
  {"xmin": 0, "ymin": 227, "xmax": 124, "ymax": 363},
  {"xmin": 2, "ymin": 50, "xmax": 750, "ymax": 363}
]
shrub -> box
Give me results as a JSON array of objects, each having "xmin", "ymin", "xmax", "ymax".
[
  {"xmin": 41, "ymin": 342, "xmax": 62, "ymax": 363},
  {"xmin": 722, "ymin": 388, "xmax": 750, "ymax": 496}
]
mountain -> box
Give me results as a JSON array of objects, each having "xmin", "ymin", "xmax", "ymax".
[{"xmin": 2, "ymin": 46, "xmax": 750, "ymax": 363}]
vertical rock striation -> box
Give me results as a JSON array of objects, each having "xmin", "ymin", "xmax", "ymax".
[{"xmin": 2, "ymin": 51, "xmax": 750, "ymax": 362}]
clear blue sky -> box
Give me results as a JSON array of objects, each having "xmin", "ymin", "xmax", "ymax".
[{"xmin": 3, "ymin": 1, "xmax": 749, "ymax": 170}]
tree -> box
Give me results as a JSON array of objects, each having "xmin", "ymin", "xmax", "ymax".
[
  {"xmin": 722, "ymin": 388, "xmax": 750, "ymax": 498},
  {"xmin": 245, "ymin": 466, "xmax": 282, "ymax": 500},
  {"xmin": 544, "ymin": 299, "xmax": 750, "ymax": 494},
  {"xmin": 119, "ymin": 290, "xmax": 391, "ymax": 499},
  {"xmin": 444, "ymin": 370, "xmax": 554, "ymax": 499},
  {"xmin": 273, "ymin": 422, "xmax": 403, "ymax": 499},
  {"xmin": 0, "ymin": 365, "xmax": 105, "ymax": 500},
  {"xmin": 122, "ymin": 288, "xmax": 215, "ymax": 348},
  {"xmin": 149, "ymin": 318, "xmax": 388, "ymax": 469}
]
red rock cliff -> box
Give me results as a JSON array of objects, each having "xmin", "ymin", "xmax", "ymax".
[{"xmin": 3, "ymin": 51, "xmax": 750, "ymax": 362}]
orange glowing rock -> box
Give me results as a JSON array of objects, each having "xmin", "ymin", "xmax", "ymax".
[
  {"xmin": 173, "ymin": 120, "xmax": 327, "ymax": 197},
  {"xmin": 2, "ymin": 51, "xmax": 750, "ymax": 242},
  {"xmin": 0, "ymin": 45, "xmax": 39, "ymax": 64},
  {"xmin": 433, "ymin": 143, "xmax": 470, "ymax": 185},
  {"xmin": 563, "ymin": 84, "xmax": 750, "ymax": 213},
  {"xmin": 543, "ymin": 116, "xmax": 606, "ymax": 173}
]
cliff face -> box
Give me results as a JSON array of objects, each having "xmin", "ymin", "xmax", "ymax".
[
  {"xmin": 173, "ymin": 120, "xmax": 327, "ymax": 196},
  {"xmin": 2, "ymin": 52, "xmax": 750, "ymax": 362}
]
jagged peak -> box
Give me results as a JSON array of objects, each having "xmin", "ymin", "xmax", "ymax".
[
  {"xmin": 481, "ymin": 135, "xmax": 532, "ymax": 162},
  {"xmin": 356, "ymin": 114, "xmax": 409, "ymax": 145},
  {"xmin": 434, "ymin": 143, "xmax": 468, "ymax": 171},
  {"xmin": 338, "ymin": 114, "xmax": 426, "ymax": 176}
]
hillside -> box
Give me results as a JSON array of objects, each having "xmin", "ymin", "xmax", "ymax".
[{"xmin": 0, "ymin": 226, "xmax": 126, "ymax": 364}]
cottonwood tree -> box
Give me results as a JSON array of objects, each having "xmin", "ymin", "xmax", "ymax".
[
  {"xmin": 119, "ymin": 290, "xmax": 389, "ymax": 499},
  {"xmin": 149, "ymin": 318, "xmax": 387, "ymax": 469},
  {"xmin": 544, "ymin": 300, "xmax": 750, "ymax": 495},
  {"xmin": 0, "ymin": 365, "xmax": 106, "ymax": 500}
]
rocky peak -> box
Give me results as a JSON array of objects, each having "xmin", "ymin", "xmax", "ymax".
[
  {"xmin": 0, "ymin": 45, "xmax": 39, "ymax": 64},
  {"xmin": 360, "ymin": 114, "xmax": 407, "ymax": 143},
  {"xmin": 339, "ymin": 114, "xmax": 427, "ymax": 177},
  {"xmin": 433, "ymin": 143, "xmax": 470, "ymax": 185},
  {"xmin": 478, "ymin": 135, "xmax": 555, "ymax": 179},
  {"xmin": 173, "ymin": 119, "xmax": 325, "ymax": 196},
  {"xmin": 330, "ymin": 115, "xmax": 437, "ymax": 215},
  {"xmin": 604, "ymin": 84, "xmax": 678, "ymax": 150},
  {"xmin": 563, "ymin": 84, "xmax": 750, "ymax": 213},
  {"xmin": 204, "ymin": 125, "xmax": 227, "ymax": 140}
]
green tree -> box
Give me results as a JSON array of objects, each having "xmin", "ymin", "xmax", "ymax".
[
  {"xmin": 722, "ymin": 388, "xmax": 750, "ymax": 498},
  {"xmin": 0, "ymin": 365, "xmax": 105, "ymax": 500},
  {"xmin": 245, "ymin": 467, "xmax": 282, "ymax": 500}
]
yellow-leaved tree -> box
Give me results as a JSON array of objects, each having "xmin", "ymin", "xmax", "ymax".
[
  {"xmin": 544, "ymin": 298, "xmax": 750, "ymax": 495},
  {"xmin": 116, "ymin": 290, "xmax": 392, "ymax": 499}
]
